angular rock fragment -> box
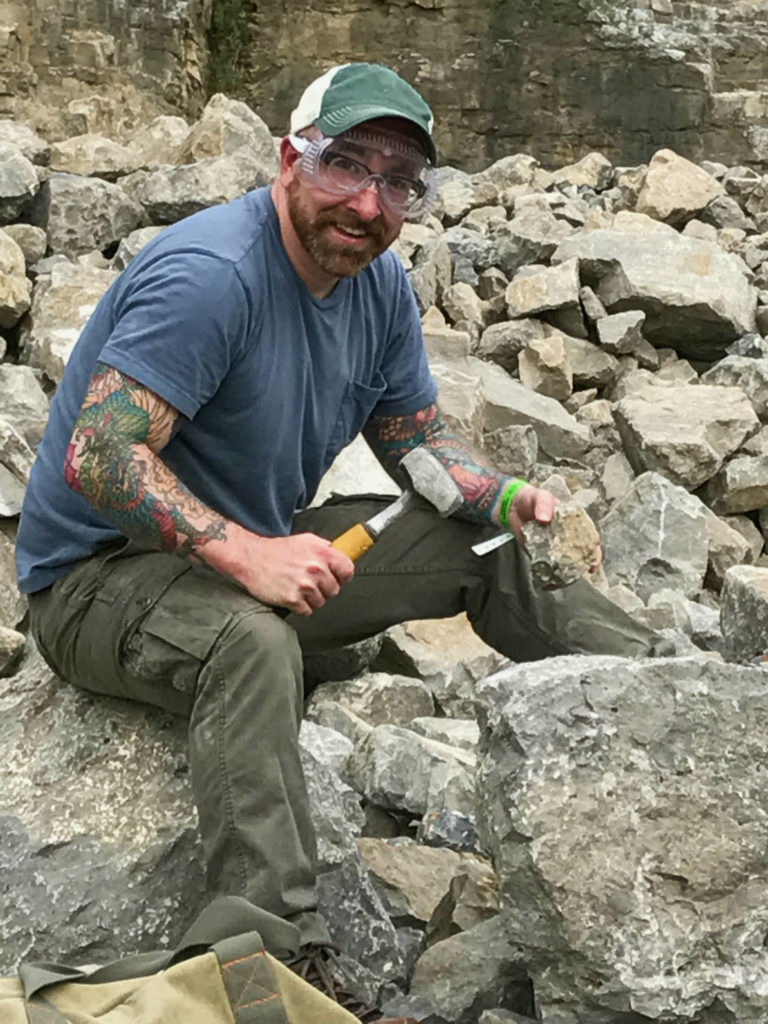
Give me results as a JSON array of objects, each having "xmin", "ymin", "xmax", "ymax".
[
  {"xmin": 704, "ymin": 455, "xmax": 768, "ymax": 514},
  {"xmin": 504, "ymin": 258, "xmax": 580, "ymax": 319},
  {"xmin": 518, "ymin": 332, "xmax": 572, "ymax": 401},
  {"xmin": 0, "ymin": 142, "xmax": 39, "ymax": 222},
  {"xmin": 521, "ymin": 502, "xmax": 602, "ymax": 588},
  {"xmin": 384, "ymin": 917, "xmax": 533, "ymax": 1024},
  {"xmin": 476, "ymin": 318, "xmax": 550, "ymax": 375},
  {"xmin": 554, "ymin": 223, "xmax": 757, "ymax": 358},
  {"xmin": 701, "ymin": 355, "xmax": 768, "ymax": 421},
  {"xmin": 600, "ymin": 471, "xmax": 709, "ymax": 599},
  {"xmin": 347, "ymin": 725, "xmax": 475, "ymax": 819},
  {"xmin": 0, "ymin": 120, "xmax": 50, "ymax": 164},
  {"xmin": 357, "ymin": 836, "xmax": 496, "ymax": 927},
  {"xmin": 635, "ymin": 148, "xmax": 724, "ymax": 226},
  {"xmin": 126, "ymin": 115, "xmax": 191, "ymax": 168},
  {"xmin": 305, "ymin": 673, "xmax": 434, "ymax": 730},
  {"xmin": 703, "ymin": 507, "xmax": 753, "ymax": 590},
  {"xmin": 481, "ymin": 424, "xmax": 538, "ymax": 480},
  {"xmin": 33, "ymin": 173, "xmax": 144, "ymax": 257},
  {"xmin": 613, "ymin": 383, "xmax": 758, "ymax": 489},
  {"xmin": 0, "ymin": 230, "xmax": 32, "ymax": 328},
  {"xmin": 479, "ymin": 362, "xmax": 590, "ymax": 461},
  {"xmin": 177, "ymin": 93, "xmax": 279, "ymax": 172},
  {"xmin": 49, "ymin": 134, "xmax": 140, "ymax": 180},
  {"xmin": 378, "ymin": 614, "xmax": 507, "ymax": 719},
  {"xmin": 720, "ymin": 566, "xmax": 768, "ymax": 660},
  {"xmin": 20, "ymin": 261, "xmax": 118, "ymax": 381},
  {"xmin": 3, "ymin": 224, "xmax": 47, "ymax": 267}
]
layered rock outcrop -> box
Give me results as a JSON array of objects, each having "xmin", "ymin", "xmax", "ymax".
[{"xmin": 2, "ymin": 0, "xmax": 767, "ymax": 171}]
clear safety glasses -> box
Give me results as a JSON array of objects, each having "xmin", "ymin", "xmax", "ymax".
[{"xmin": 289, "ymin": 129, "xmax": 438, "ymax": 219}]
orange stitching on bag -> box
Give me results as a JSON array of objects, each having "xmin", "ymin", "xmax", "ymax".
[
  {"xmin": 235, "ymin": 992, "xmax": 280, "ymax": 1010},
  {"xmin": 221, "ymin": 951, "xmax": 266, "ymax": 968}
]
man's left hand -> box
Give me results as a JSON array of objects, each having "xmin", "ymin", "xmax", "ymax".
[{"xmin": 510, "ymin": 484, "xmax": 604, "ymax": 576}]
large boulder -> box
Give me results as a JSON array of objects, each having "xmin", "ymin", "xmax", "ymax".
[
  {"xmin": 476, "ymin": 654, "xmax": 768, "ymax": 1024},
  {"xmin": 553, "ymin": 217, "xmax": 757, "ymax": 358},
  {"xmin": 32, "ymin": 173, "xmax": 145, "ymax": 258}
]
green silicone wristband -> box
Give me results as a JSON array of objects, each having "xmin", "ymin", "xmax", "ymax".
[{"xmin": 498, "ymin": 478, "xmax": 528, "ymax": 529}]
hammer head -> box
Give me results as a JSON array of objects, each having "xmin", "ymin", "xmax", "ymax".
[{"xmin": 399, "ymin": 447, "xmax": 463, "ymax": 517}]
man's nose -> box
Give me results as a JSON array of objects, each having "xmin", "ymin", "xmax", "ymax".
[{"xmin": 344, "ymin": 180, "xmax": 383, "ymax": 221}]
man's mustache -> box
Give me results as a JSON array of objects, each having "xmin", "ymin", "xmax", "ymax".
[{"xmin": 315, "ymin": 207, "xmax": 388, "ymax": 246}]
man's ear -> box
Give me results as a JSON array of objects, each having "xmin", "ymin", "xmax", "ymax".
[{"xmin": 279, "ymin": 136, "xmax": 300, "ymax": 187}]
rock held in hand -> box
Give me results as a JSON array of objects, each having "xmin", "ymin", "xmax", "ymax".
[{"xmin": 521, "ymin": 501, "xmax": 601, "ymax": 588}]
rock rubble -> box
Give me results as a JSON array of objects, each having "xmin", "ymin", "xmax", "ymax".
[{"xmin": 2, "ymin": 96, "xmax": 768, "ymax": 1024}]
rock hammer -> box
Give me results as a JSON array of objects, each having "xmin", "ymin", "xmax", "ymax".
[{"xmin": 330, "ymin": 446, "xmax": 463, "ymax": 561}]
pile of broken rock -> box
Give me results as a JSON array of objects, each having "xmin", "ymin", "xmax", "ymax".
[{"xmin": 2, "ymin": 95, "xmax": 768, "ymax": 1024}]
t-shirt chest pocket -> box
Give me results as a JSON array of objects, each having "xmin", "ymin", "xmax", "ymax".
[{"xmin": 325, "ymin": 373, "xmax": 387, "ymax": 463}]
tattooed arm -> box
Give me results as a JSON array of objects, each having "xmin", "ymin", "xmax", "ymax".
[
  {"xmin": 363, "ymin": 402, "xmax": 556, "ymax": 539},
  {"xmin": 65, "ymin": 362, "xmax": 354, "ymax": 614}
]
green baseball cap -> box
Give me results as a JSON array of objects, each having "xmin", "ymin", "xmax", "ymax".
[{"xmin": 290, "ymin": 62, "xmax": 436, "ymax": 164}]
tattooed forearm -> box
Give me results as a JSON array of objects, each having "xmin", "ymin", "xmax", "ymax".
[
  {"xmin": 363, "ymin": 403, "xmax": 442, "ymax": 475},
  {"xmin": 65, "ymin": 362, "xmax": 227, "ymax": 555},
  {"xmin": 366, "ymin": 403, "xmax": 510, "ymax": 525}
]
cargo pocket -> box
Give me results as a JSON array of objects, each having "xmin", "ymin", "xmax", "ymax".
[{"xmin": 121, "ymin": 568, "xmax": 244, "ymax": 702}]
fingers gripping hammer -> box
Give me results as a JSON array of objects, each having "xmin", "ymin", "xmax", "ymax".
[{"xmin": 330, "ymin": 447, "xmax": 463, "ymax": 561}]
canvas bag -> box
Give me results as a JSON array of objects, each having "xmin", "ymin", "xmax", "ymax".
[{"xmin": 0, "ymin": 896, "xmax": 360, "ymax": 1024}]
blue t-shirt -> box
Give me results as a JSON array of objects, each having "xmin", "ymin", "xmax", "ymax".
[{"xmin": 16, "ymin": 187, "xmax": 437, "ymax": 593}]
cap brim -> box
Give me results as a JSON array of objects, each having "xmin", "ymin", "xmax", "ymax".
[{"xmin": 314, "ymin": 104, "xmax": 437, "ymax": 164}]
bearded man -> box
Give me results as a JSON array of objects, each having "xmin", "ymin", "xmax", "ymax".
[{"xmin": 16, "ymin": 62, "xmax": 653, "ymax": 1021}]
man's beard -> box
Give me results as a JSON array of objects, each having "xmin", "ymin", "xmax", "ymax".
[{"xmin": 287, "ymin": 180, "xmax": 392, "ymax": 278}]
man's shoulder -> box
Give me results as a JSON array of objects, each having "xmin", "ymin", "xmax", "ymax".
[{"xmin": 139, "ymin": 188, "xmax": 276, "ymax": 271}]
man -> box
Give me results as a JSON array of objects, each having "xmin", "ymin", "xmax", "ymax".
[{"xmin": 16, "ymin": 63, "xmax": 653, "ymax": 1021}]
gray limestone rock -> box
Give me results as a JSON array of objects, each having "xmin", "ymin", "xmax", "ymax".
[
  {"xmin": 701, "ymin": 193, "xmax": 757, "ymax": 232},
  {"xmin": 128, "ymin": 153, "xmax": 274, "ymax": 224},
  {"xmin": 305, "ymin": 673, "xmax": 435, "ymax": 730},
  {"xmin": 521, "ymin": 502, "xmax": 602, "ymax": 588},
  {"xmin": 0, "ymin": 649, "xmax": 207, "ymax": 973},
  {"xmin": 635, "ymin": 148, "xmax": 724, "ymax": 226},
  {"xmin": 385, "ymin": 916, "xmax": 533, "ymax": 1024},
  {"xmin": 377, "ymin": 615, "xmax": 507, "ymax": 720},
  {"xmin": 0, "ymin": 142, "xmax": 39, "ymax": 222},
  {"xmin": 504, "ymin": 258, "xmax": 581, "ymax": 320},
  {"xmin": 3, "ymin": 223, "xmax": 47, "ymax": 267},
  {"xmin": 476, "ymin": 318, "xmax": 551, "ymax": 375},
  {"xmin": 126, "ymin": 115, "xmax": 191, "ymax": 168},
  {"xmin": 561, "ymin": 334, "xmax": 620, "ymax": 389},
  {"xmin": 481, "ymin": 424, "xmax": 538, "ymax": 480},
  {"xmin": 478, "ymin": 362, "xmax": 590, "ymax": 461},
  {"xmin": 20, "ymin": 261, "xmax": 118, "ymax": 382},
  {"xmin": 475, "ymin": 654, "xmax": 768, "ymax": 1023},
  {"xmin": 720, "ymin": 565, "xmax": 768, "ymax": 660},
  {"xmin": 299, "ymin": 719, "xmax": 354, "ymax": 778},
  {"xmin": 32, "ymin": 173, "xmax": 144, "ymax": 258},
  {"xmin": 49, "ymin": 134, "xmax": 141, "ymax": 180},
  {"xmin": 177, "ymin": 93, "xmax": 279, "ymax": 174},
  {"xmin": 347, "ymin": 725, "xmax": 476, "ymax": 820},
  {"xmin": 300, "ymin": 744, "xmax": 364, "ymax": 872},
  {"xmin": 493, "ymin": 201, "xmax": 573, "ymax": 279},
  {"xmin": 701, "ymin": 355, "xmax": 768, "ymax": 421},
  {"xmin": 357, "ymin": 836, "xmax": 496, "ymax": 929},
  {"xmin": 0, "ymin": 366, "xmax": 50, "ymax": 448},
  {"xmin": 0, "ymin": 229, "xmax": 32, "ymax": 328},
  {"xmin": 112, "ymin": 225, "xmax": 167, "ymax": 270},
  {"xmin": 704, "ymin": 455, "xmax": 768, "ymax": 514},
  {"xmin": 554, "ymin": 224, "xmax": 757, "ymax": 358},
  {"xmin": 518, "ymin": 331, "xmax": 573, "ymax": 401},
  {"xmin": 0, "ymin": 626, "xmax": 25, "ymax": 675},
  {"xmin": 411, "ymin": 718, "xmax": 480, "ymax": 753},
  {"xmin": 613, "ymin": 383, "xmax": 759, "ymax": 489},
  {"xmin": 600, "ymin": 471, "xmax": 709, "ymax": 599},
  {"xmin": 0, "ymin": 120, "xmax": 50, "ymax": 165},
  {"xmin": 317, "ymin": 851, "xmax": 406, "ymax": 992},
  {"xmin": 703, "ymin": 507, "xmax": 753, "ymax": 591},
  {"xmin": 0, "ymin": 463, "xmax": 25, "ymax": 517}
]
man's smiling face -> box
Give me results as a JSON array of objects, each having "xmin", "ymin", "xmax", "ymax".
[{"xmin": 285, "ymin": 120, "xmax": 423, "ymax": 278}]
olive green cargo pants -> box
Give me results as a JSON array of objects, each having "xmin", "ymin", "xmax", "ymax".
[{"xmin": 27, "ymin": 494, "xmax": 655, "ymax": 948}]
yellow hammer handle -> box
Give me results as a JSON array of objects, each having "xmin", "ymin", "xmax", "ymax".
[{"xmin": 331, "ymin": 523, "xmax": 375, "ymax": 561}]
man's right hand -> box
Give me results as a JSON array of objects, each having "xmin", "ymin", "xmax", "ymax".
[{"xmin": 208, "ymin": 528, "xmax": 356, "ymax": 615}]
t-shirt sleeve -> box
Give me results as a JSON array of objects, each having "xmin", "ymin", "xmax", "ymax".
[
  {"xmin": 371, "ymin": 256, "xmax": 438, "ymax": 417},
  {"xmin": 98, "ymin": 251, "xmax": 250, "ymax": 419}
]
